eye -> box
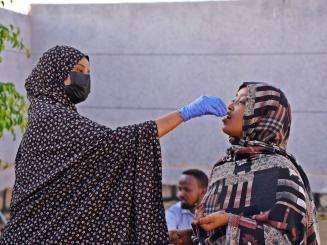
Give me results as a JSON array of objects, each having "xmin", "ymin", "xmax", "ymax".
[
  {"xmin": 240, "ymin": 97, "xmax": 248, "ymax": 105},
  {"xmin": 232, "ymin": 98, "xmax": 241, "ymax": 105},
  {"xmin": 234, "ymin": 97, "xmax": 248, "ymax": 105}
]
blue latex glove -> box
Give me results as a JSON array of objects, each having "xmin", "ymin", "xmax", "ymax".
[{"xmin": 179, "ymin": 96, "xmax": 227, "ymax": 122}]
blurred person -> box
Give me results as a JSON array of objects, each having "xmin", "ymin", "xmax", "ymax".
[
  {"xmin": 192, "ymin": 82, "xmax": 320, "ymax": 244},
  {"xmin": 166, "ymin": 169, "xmax": 208, "ymax": 244},
  {"xmin": 0, "ymin": 212, "xmax": 6, "ymax": 236},
  {"xmin": 0, "ymin": 45, "xmax": 228, "ymax": 244}
]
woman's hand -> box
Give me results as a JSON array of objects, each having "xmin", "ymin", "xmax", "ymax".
[
  {"xmin": 179, "ymin": 96, "xmax": 227, "ymax": 122},
  {"xmin": 194, "ymin": 211, "xmax": 229, "ymax": 232},
  {"xmin": 168, "ymin": 229, "xmax": 193, "ymax": 245}
]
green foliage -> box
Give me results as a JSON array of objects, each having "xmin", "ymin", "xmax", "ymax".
[
  {"xmin": 0, "ymin": 24, "xmax": 31, "ymax": 62},
  {"xmin": 0, "ymin": 158, "xmax": 11, "ymax": 169},
  {"xmin": 0, "ymin": 1, "xmax": 30, "ymax": 140},
  {"xmin": 0, "ymin": 83, "xmax": 28, "ymax": 140}
]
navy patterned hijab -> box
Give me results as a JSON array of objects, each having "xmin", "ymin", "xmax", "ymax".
[
  {"xmin": 25, "ymin": 45, "xmax": 85, "ymax": 109},
  {"xmin": 1, "ymin": 46, "xmax": 168, "ymax": 244}
]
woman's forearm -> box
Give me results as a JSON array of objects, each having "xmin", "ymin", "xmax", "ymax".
[
  {"xmin": 155, "ymin": 111, "xmax": 183, "ymax": 138},
  {"xmin": 155, "ymin": 96, "xmax": 226, "ymax": 138}
]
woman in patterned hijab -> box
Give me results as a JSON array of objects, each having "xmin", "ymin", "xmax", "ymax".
[
  {"xmin": 0, "ymin": 45, "xmax": 228, "ymax": 244},
  {"xmin": 193, "ymin": 82, "xmax": 320, "ymax": 244}
]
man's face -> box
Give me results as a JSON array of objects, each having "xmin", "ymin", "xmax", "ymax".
[{"xmin": 177, "ymin": 174, "xmax": 205, "ymax": 210}]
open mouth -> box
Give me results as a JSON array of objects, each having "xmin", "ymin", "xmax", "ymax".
[{"xmin": 222, "ymin": 112, "xmax": 232, "ymax": 121}]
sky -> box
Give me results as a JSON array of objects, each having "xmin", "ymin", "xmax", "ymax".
[{"xmin": 2, "ymin": 0, "xmax": 232, "ymax": 15}]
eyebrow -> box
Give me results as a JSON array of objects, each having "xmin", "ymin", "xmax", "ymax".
[
  {"xmin": 76, "ymin": 63, "xmax": 90, "ymax": 72},
  {"xmin": 76, "ymin": 63, "xmax": 87, "ymax": 68},
  {"xmin": 233, "ymin": 94, "xmax": 247, "ymax": 102}
]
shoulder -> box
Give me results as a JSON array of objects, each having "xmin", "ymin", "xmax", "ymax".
[
  {"xmin": 251, "ymin": 153, "xmax": 307, "ymax": 187},
  {"xmin": 30, "ymin": 100, "xmax": 72, "ymax": 120},
  {"xmin": 252, "ymin": 153, "xmax": 298, "ymax": 171},
  {"xmin": 29, "ymin": 100, "xmax": 101, "ymax": 132},
  {"xmin": 166, "ymin": 202, "xmax": 182, "ymax": 214}
]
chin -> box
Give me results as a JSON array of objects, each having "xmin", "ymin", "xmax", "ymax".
[
  {"xmin": 181, "ymin": 202, "xmax": 192, "ymax": 210},
  {"xmin": 222, "ymin": 126, "xmax": 241, "ymax": 139},
  {"xmin": 221, "ymin": 125, "xmax": 231, "ymax": 136}
]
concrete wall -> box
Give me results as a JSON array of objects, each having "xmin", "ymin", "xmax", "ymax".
[{"xmin": 1, "ymin": 1, "xmax": 326, "ymax": 191}]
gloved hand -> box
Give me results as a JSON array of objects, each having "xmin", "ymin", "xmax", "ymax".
[{"xmin": 179, "ymin": 96, "xmax": 227, "ymax": 122}]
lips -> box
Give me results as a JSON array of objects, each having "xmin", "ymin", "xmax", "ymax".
[{"xmin": 222, "ymin": 112, "xmax": 232, "ymax": 122}]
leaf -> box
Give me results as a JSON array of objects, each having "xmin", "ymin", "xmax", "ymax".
[
  {"xmin": 0, "ymin": 82, "xmax": 28, "ymax": 140},
  {"xmin": 0, "ymin": 22, "xmax": 30, "ymax": 140},
  {"xmin": 0, "ymin": 24, "xmax": 31, "ymax": 60}
]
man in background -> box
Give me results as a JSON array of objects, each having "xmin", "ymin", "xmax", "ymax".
[{"xmin": 166, "ymin": 169, "xmax": 208, "ymax": 244}]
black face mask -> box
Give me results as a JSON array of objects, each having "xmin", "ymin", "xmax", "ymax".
[{"xmin": 65, "ymin": 71, "xmax": 91, "ymax": 104}]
